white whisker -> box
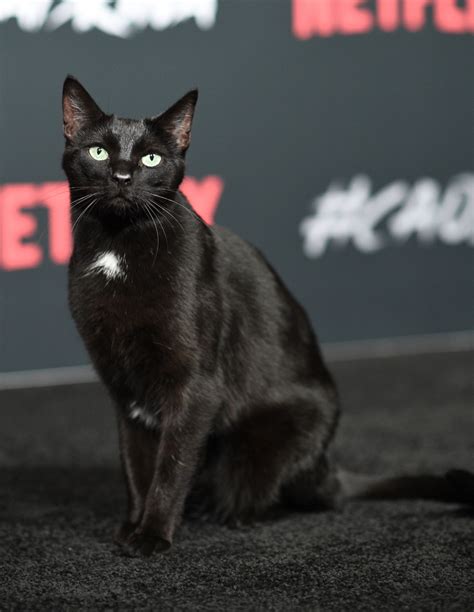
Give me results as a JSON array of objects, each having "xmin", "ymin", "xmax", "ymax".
[
  {"xmin": 141, "ymin": 199, "xmax": 161, "ymax": 264},
  {"xmin": 72, "ymin": 198, "xmax": 99, "ymax": 234}
]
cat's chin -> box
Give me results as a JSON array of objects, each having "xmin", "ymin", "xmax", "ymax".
[
  {"xmin": 104, "ymin": 195, "xmax": 134, "ymax": 213},
  {"xmin": 89, "ymin": 196, "xmax": 137, "ymax": 223}
]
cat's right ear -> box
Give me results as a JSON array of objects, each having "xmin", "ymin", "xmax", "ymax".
[{"xmin": 62, "ymin": 76, "xmax": 105, "ymax": 141}]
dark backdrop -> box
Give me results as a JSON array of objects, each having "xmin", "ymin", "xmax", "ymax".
[{"xmin": 0, "ymin": 0, "xmax": 472, "ymax": 373}]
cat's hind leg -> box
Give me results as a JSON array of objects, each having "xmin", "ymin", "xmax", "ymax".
[
  {"xmin": 210, "ymin": 387, "xmax": 338, "ymax": 524},
  {"xmin": 280, "ymin": 454, "xmax": 343, "ymax": 512}
]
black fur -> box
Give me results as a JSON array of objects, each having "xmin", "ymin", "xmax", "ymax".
[{"xmin": 62, "ymin": 77, "xmax": 473, "ymax": 557}]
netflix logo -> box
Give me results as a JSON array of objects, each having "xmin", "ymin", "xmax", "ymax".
[
  {"xmin": 0, "ymin": 177, "xmax": 223, "ymax": 271},
  {"xmin": 293, "ymin": 0, "xmax": 474, "ymax": 38}
]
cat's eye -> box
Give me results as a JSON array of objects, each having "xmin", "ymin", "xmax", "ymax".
[
  {"xmin": 141, "ymin": 153, "xmax": 162, "ymax": 168},
  {"xmin": 89, "ymin": 146, "xmax": 109, "ymax": 161}
]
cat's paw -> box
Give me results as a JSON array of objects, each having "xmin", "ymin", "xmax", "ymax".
[
  {"xmin": 114, "ymin": 520, "xmax": 137, "ymax": 545},
  {"xmin": 213, "ymin": 507, "xmax": 256, "ymax": 529},
  {"xmin": 117, "ymin": 527, "xmax": 172, "ymax": 557},
  {"xmin": 226, "ymin": 516, "xmax": 255, "ymax": 530},
  {"xmin": 446, "ymin": 469, "xmax": 474, "ymax": 505}
]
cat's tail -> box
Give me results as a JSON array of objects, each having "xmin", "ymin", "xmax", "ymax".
[{"xmin": 337, "ymin": 467, "xmax": 474, "ymax": 505}]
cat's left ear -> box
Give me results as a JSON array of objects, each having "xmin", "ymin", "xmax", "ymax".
[
  {"xmin": 152, "ymin": 90, "xmax": 198, "ymax": 154},
  {"xmin": 62, "ymin": 76, "xmax": 106, "ymax": 141}
]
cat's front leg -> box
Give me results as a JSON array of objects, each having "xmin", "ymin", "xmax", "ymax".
[
  {"xmin": 115, "ymin": 412, "xmax": 159, "ymax": 544},
  {"xmin": 119, "ymin": 403, "xmax": 211, "ymax": 557}
]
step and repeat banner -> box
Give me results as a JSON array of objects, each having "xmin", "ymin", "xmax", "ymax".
[{"xmin": 0, "ymin": 0, "xmax": 473, "ymax": 373}]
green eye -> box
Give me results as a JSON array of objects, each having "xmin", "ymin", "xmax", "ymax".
[
  {"xmin": 89, "ymin": 146, "xmax": 109, "ymax": 161},
  {"xmin": 141, "ymin": 153, "xmax": 161, "ymax": 168}
]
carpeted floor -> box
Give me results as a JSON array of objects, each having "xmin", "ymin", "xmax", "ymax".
[{"xmin": 1, "ymin": 351, "xmax": 473, "ymax": 610}]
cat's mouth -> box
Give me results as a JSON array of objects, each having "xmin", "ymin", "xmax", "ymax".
[
  {"xmin": 110, "ymin": 195, "xmax": 132, "ymax": 205},
  {"xmin": 106, "ymin": 188, "xmax": 134, "ymax": 208}
]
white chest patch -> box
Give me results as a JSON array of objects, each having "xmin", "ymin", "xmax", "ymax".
[
  {"xmin": 86, "ymin": 251, "xmax": 125, "ymax": 280},
  {"xmin": 129, "ymin": 402, "xmax": 158, "ymax": 429}
]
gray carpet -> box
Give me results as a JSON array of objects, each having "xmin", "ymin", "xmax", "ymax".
[{"xmin": 1, "ymin": 351, "xmax": 473, "ymax": 610}]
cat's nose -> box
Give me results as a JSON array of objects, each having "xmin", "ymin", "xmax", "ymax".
[{"xmin": 112, "ymin": 171, "xmax": 132, "ymax": 185}]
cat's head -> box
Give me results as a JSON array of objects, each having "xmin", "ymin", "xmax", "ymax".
[{"xmin": 62, "ymin": 76, "xmax": 197, "ymax": 217}]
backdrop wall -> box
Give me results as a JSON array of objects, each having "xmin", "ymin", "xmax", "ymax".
[{"xmin": 0, "ymin": 0, "xmax": 473, "ymax": 373}]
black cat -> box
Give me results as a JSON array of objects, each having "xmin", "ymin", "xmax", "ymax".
[{"xmin": 62, "ymin": 76, "xmax": 473, "ymax": 557}]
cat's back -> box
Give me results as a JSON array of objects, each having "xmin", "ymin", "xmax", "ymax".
[
  {"xmin": 212, "ymin": 225, "xmax": 282, "ymax": 311},
  {"xmin": 212, "ymin": 224, "xmax": 305, "ymax": 319},
  {"xmin": 211, "ymin": 223, "xmax": 319, "ymax": 362}
]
